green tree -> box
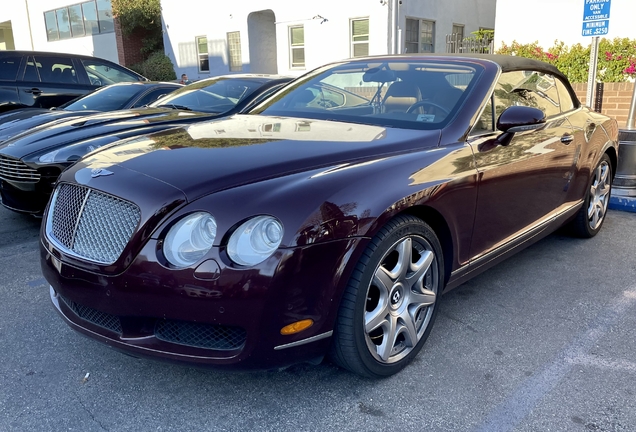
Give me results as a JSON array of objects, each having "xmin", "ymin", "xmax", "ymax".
[{"xmin": 111, "ymin": 0, "xmax": 163, "ymax": 56}]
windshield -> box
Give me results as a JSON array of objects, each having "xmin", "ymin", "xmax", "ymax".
[
  {"xmin": 150, "ymin": 78, "xmax": 266, "ymax": 113},
  {"xmin": 60, "ymin": 84, "xmax": 142, "ymax": 111},
  {"xmin": 251, "ymin": 60, "xmax": 482, "ymax": 129}
]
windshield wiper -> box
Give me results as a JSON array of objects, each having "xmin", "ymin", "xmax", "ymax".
[{"xmin": 157, "ymin": 104, "xmax": 193, "ymax": 111}]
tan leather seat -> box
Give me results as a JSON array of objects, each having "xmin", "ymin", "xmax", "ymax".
[{"xmin": 382, "ymin": 81, "xmax": 422, "ymax": 113}]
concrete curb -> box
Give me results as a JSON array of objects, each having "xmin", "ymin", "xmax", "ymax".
[{"xmin": 609, "ymin": 194, "xmax": 636, "ymax": 213}]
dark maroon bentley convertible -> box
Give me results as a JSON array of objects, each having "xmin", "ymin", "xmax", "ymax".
[{"xmin": 40, "ymin": 55, "xmax": 618, "ymax": 377}]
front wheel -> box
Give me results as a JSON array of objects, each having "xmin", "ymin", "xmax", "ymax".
[
  {"xmin": 569, "ymin": 154, "xmax": 612, "ymax": 238},
  {"xmin": 330, "ymin": 215, "xmax": 444, "ymax": 378}
]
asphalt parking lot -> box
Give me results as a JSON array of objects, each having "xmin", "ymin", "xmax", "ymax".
[{"xmin": 0, "ymin": 205, "xmax": 634, "ymax": 432}]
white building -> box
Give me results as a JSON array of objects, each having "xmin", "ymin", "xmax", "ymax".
[
  {"xmin": 161, "ymin": 0, "xmax": 497, "ymax": 80},
  {"xmin": 0, "ymin": 0, "xmax": 119, "ymax": 63},
  {"xmin": 495, "ymin": 0, "xmax": 636, "ymax": 50}
]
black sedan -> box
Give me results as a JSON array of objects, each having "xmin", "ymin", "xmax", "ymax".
[
  {"xmin": 0, "ymin": 74, "xmax": 292, "ymax": 214},
  {"xmin": 40, "ymin": 54, "xmax": 618, "ymax": 377},
  {"xmin": 0, "ymin": 81, "xmax": 182, "ymax": 143}
]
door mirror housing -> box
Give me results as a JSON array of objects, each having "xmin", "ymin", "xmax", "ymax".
[{"xmin": 496, "ymin": 106, "xmax": 546, "ymax": 133}]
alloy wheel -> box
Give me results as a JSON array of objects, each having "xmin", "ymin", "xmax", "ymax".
[{"xmin": 363, "ymin": 235, "xmax": 439, "ymax": 364}]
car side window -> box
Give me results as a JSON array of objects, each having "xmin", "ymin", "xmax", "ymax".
[
  {"xmin": 555, "ymin": 78, "xmax": 576, "ymax": 112},
  {"xmin": 81, "ymin": 60, "xmax": 141, "ymax": 86},
  {"xmin": 494, "ymin": 70, "xmax": 561, "ymax": 119},
  {"xmin": 0, "ymin": 55, "xmax": 21, "ymax": 81},
  {"xmin": 470, "ymin": 95, "xmax": 495, "ymax": 135},
  {"xmin": 34, "ymin": 55, "xmax": 78, "ymax": 84},
  {"xmin": 23, "ymin": 57, "xmax": 41, "ymax": 82},
  {"xmin": 132, "ymin": 88, "xmax": 174, "ymax": 108}
]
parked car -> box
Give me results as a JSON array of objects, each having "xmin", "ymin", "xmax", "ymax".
[
  {"xmin": 0, "ymin": 50, "xmax": 147, "ymax": 113},
  {"xmin": 0, "ymin": 81, "xmax": 182, "ymax": 143},
  {"xmin": 40, "ymin": 55, "xmax": 618, "ymax": 377},
  {"xmin": 0, "ymin": 74, "xmax": 292, "ymax": 214}
]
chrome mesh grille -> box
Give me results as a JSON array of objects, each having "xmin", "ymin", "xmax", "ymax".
[
  {"xmin": 60, "ymin": 295, "xmax": 122, "ymax": 334},
  {"xmin": 0, "ymin": 154, "xmax": 40, "ymax": 183},
  {"xmin": 47, "ymin": 183, "xmax": 141, "ymax": 264},
  {"xmin": 155, "ymin": 320, "xmax": 247, "ymax": 350}
]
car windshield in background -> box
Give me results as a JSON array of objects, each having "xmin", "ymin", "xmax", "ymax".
[
  {"xmin": 59, "ymin": 85, "xmax": 140, "ymax": 111},
  {"xmin": 150, "ymin": 78, "xmax": 265, "ymax": 113},
  {"xmin": 252, "ymin": 60, "xmax": 482, "ymax": 129}
]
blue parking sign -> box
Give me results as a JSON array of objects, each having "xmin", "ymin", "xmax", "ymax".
[{"xmin": 582, "ymin": 0, "xmax": 611, "ymax": 36}]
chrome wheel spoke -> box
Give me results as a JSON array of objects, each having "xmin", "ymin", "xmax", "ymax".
[
  {"xmin": 377, "ymin": 316, "xmax": 398, "ymax": 362},
  {"xmin": 398, "ymin": 309, "xmax": 419, "ymax": 347},
  {"xmin": 365, "ymin": 302, "xmax": 390, "ymax": 333},
  {"xmin": 405, "ymin": 250, "xmax": 434, "ymax": 290},
  {"xmin": 387, "ymin": 238, "xmax": 412, "ymax": 280},
  {"xmin": 409, "ymin": 288, "xmax": 437, "ymax": 308},
  {"xmin": 374, "ymin": 266, "xmax": 395, "ymax": 292}
]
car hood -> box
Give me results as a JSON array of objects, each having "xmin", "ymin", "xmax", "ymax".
[
  {"xmin": 0, "ymin": 109, "xmax": 99, "ymax": 143},
  {"xmin": 0, "ymin": 107, "xmax": 218, "ymax": 159},
  {"xmin": 70, "ymin": 115, "xmax": 441, "ymax": 201}
]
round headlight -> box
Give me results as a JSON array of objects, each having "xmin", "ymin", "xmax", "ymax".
[
  {"xmin": 163, "ymin": 212, "xmax": 217, "ymax": 268},
  {"xmin": 227, "ymin": 215, "xmax": 284, "ymax": 266}
]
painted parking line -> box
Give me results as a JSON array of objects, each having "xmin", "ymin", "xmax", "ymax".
[
  {"xmin": 472, "ymin": 287, "xmax": 636, "ymax": 432},
  {"xmin": 567, "ymin": 354, "xmax": 636, "ymax": 374},
  {"xmin": 27, "ymin": 277, "xmax": 47, "ymax": 288}
]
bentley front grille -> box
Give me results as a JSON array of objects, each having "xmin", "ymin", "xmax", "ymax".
[
  {"xmin": 155, "ymin": 320, "xmax": 247, "ymax": 350},
  {"xmin": 0, "ymin": 154, "xmax": 40, "ymax": 183},
  {"xmin": 46, "ymin": 183, "xmax": 141, "ymax": 264}
]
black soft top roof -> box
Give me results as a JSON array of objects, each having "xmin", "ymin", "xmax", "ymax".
[{"xmin": 353, "ymin": 53, "xmax": 570, "ymax": 83}]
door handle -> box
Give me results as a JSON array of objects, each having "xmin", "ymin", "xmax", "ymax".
[
  {"xmin": 24, "ymin": 88, "xmax": 42, "ymax": 95},
  {"xmin": 560, "ymin": 134, "xmax": 574, "ymax": 144}
]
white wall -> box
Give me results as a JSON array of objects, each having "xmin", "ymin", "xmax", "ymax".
[
  {"xmin": 0, "ymin": 0, "xmax": 119, "ymax": 63},
  {"xmin": 400, "ymin": 0, "xmax": 496, "ymax": 53},
  {"xmin": 0, "ymin": 5, "xmax": 34, "ymax": 51},
  {"xmin": 495, "ymin": 0, "xmax": 636, "ymax": 49},
  {"xmin": 161, "ymin": 0, "xmax": 496, "ymax": 80}
]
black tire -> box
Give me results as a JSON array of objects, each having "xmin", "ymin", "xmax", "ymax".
[
  {"xmin": 569, "ymin": 154, "xmax": 612, "ymax": 238},
  {"xmin": 329, "ymin": 215, "xmax": 445, "ymax": 378}
]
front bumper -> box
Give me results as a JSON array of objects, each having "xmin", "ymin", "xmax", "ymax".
[
  {"xmin": 41, "ymin": 236, "xmax": 366, "ymax": 370},
  {"xmin": 1, "ymin": 179, "xmax": 54, "ymax": 214}
]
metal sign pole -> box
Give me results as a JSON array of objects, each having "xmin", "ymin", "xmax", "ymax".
[
  {"xmin": 627, "ymin": 82, "xmax": 636, "ymax": 129},
  {"xmin": 585, "ymin": 36, "xmax": 599, "ymax": 108}
]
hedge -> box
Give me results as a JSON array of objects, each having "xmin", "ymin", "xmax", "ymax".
[{"xmin": 496, "ymin": 38, "xmax": 636, "ymax": 83}]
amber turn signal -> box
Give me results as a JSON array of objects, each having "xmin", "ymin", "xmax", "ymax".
[{"xmin": 280, "ymin": 319, "xmax": 314, "ymax": 335}]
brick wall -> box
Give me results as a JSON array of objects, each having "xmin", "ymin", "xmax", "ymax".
[
  {"xmin": 114, "ymin": 17, "xmax": 151, "ymax": 68},
  {"xmin": 572, "ymin": 82, "xmax": 635, "ymax": 128}
]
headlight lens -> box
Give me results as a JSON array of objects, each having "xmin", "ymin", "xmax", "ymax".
[
  {"xmin": 227, "ymin": 215, "xmax": 284, "ymax": 266},
  {"xmin": 163, "ymin": 212, "xmax": 217, "ymax": 268}
]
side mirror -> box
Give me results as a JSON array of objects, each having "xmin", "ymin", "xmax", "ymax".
[
  {"xmin": 496, "ymin": 105, "xmax": 546, "ymax": 133},
  {"xmin": 494, "ymin": 105, "xmax": 546, "ymax": 146}
]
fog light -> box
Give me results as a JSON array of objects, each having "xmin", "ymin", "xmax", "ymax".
[{"xmin": 280, "ymin": 319, "xmax": 314, "ymax": 335}]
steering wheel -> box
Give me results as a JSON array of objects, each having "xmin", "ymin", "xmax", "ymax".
[
  {"xmin": 317, "ymin": 99, "xmax": 338, "ymax": 109},
  {"xmin": 90, "ymin": 77, "xmax": 103, "ymax": 86},
  {"xmin": 406, "ymin": 100, "xmax": 450, "ymax": 115}
]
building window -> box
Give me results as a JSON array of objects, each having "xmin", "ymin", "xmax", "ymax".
[
  {"xmin": 350, "ymin": 18, "xmax": 369, "ymax": 58},
  {"xmin": 69, "ymin": 4, "xmax": 85, "ymax": 37},
  {"xmin": 44, "ymin": 11, "xmax": 59, "ymax": 41},
  {"xmin": 44, "ymin": 0, "xmax": 114, "ymax": 42},
  {"xmin": 82, "ymin": 1, "xmax": 99, "ymax": 35},
  {"xmin": 452, "ymin": 24, "xmax": 464, "ymax": 41},
  {"xmin": 227, "ymin": 31, "xmax": 242, "ymax": 72},
  {"xmin": 289, "ymin": 26, "xmax": 305, "ymax": 68},
  {"xmin": 405, "ymin": 18, "xmax": 435, "ymax": 53},
  {"xmin": 196, "ymin": 36, "xmax": 209, "ymax": 73},
  {"xmin": 96, "ymin": 0, "xmax": 114, "ymax": 33}
]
